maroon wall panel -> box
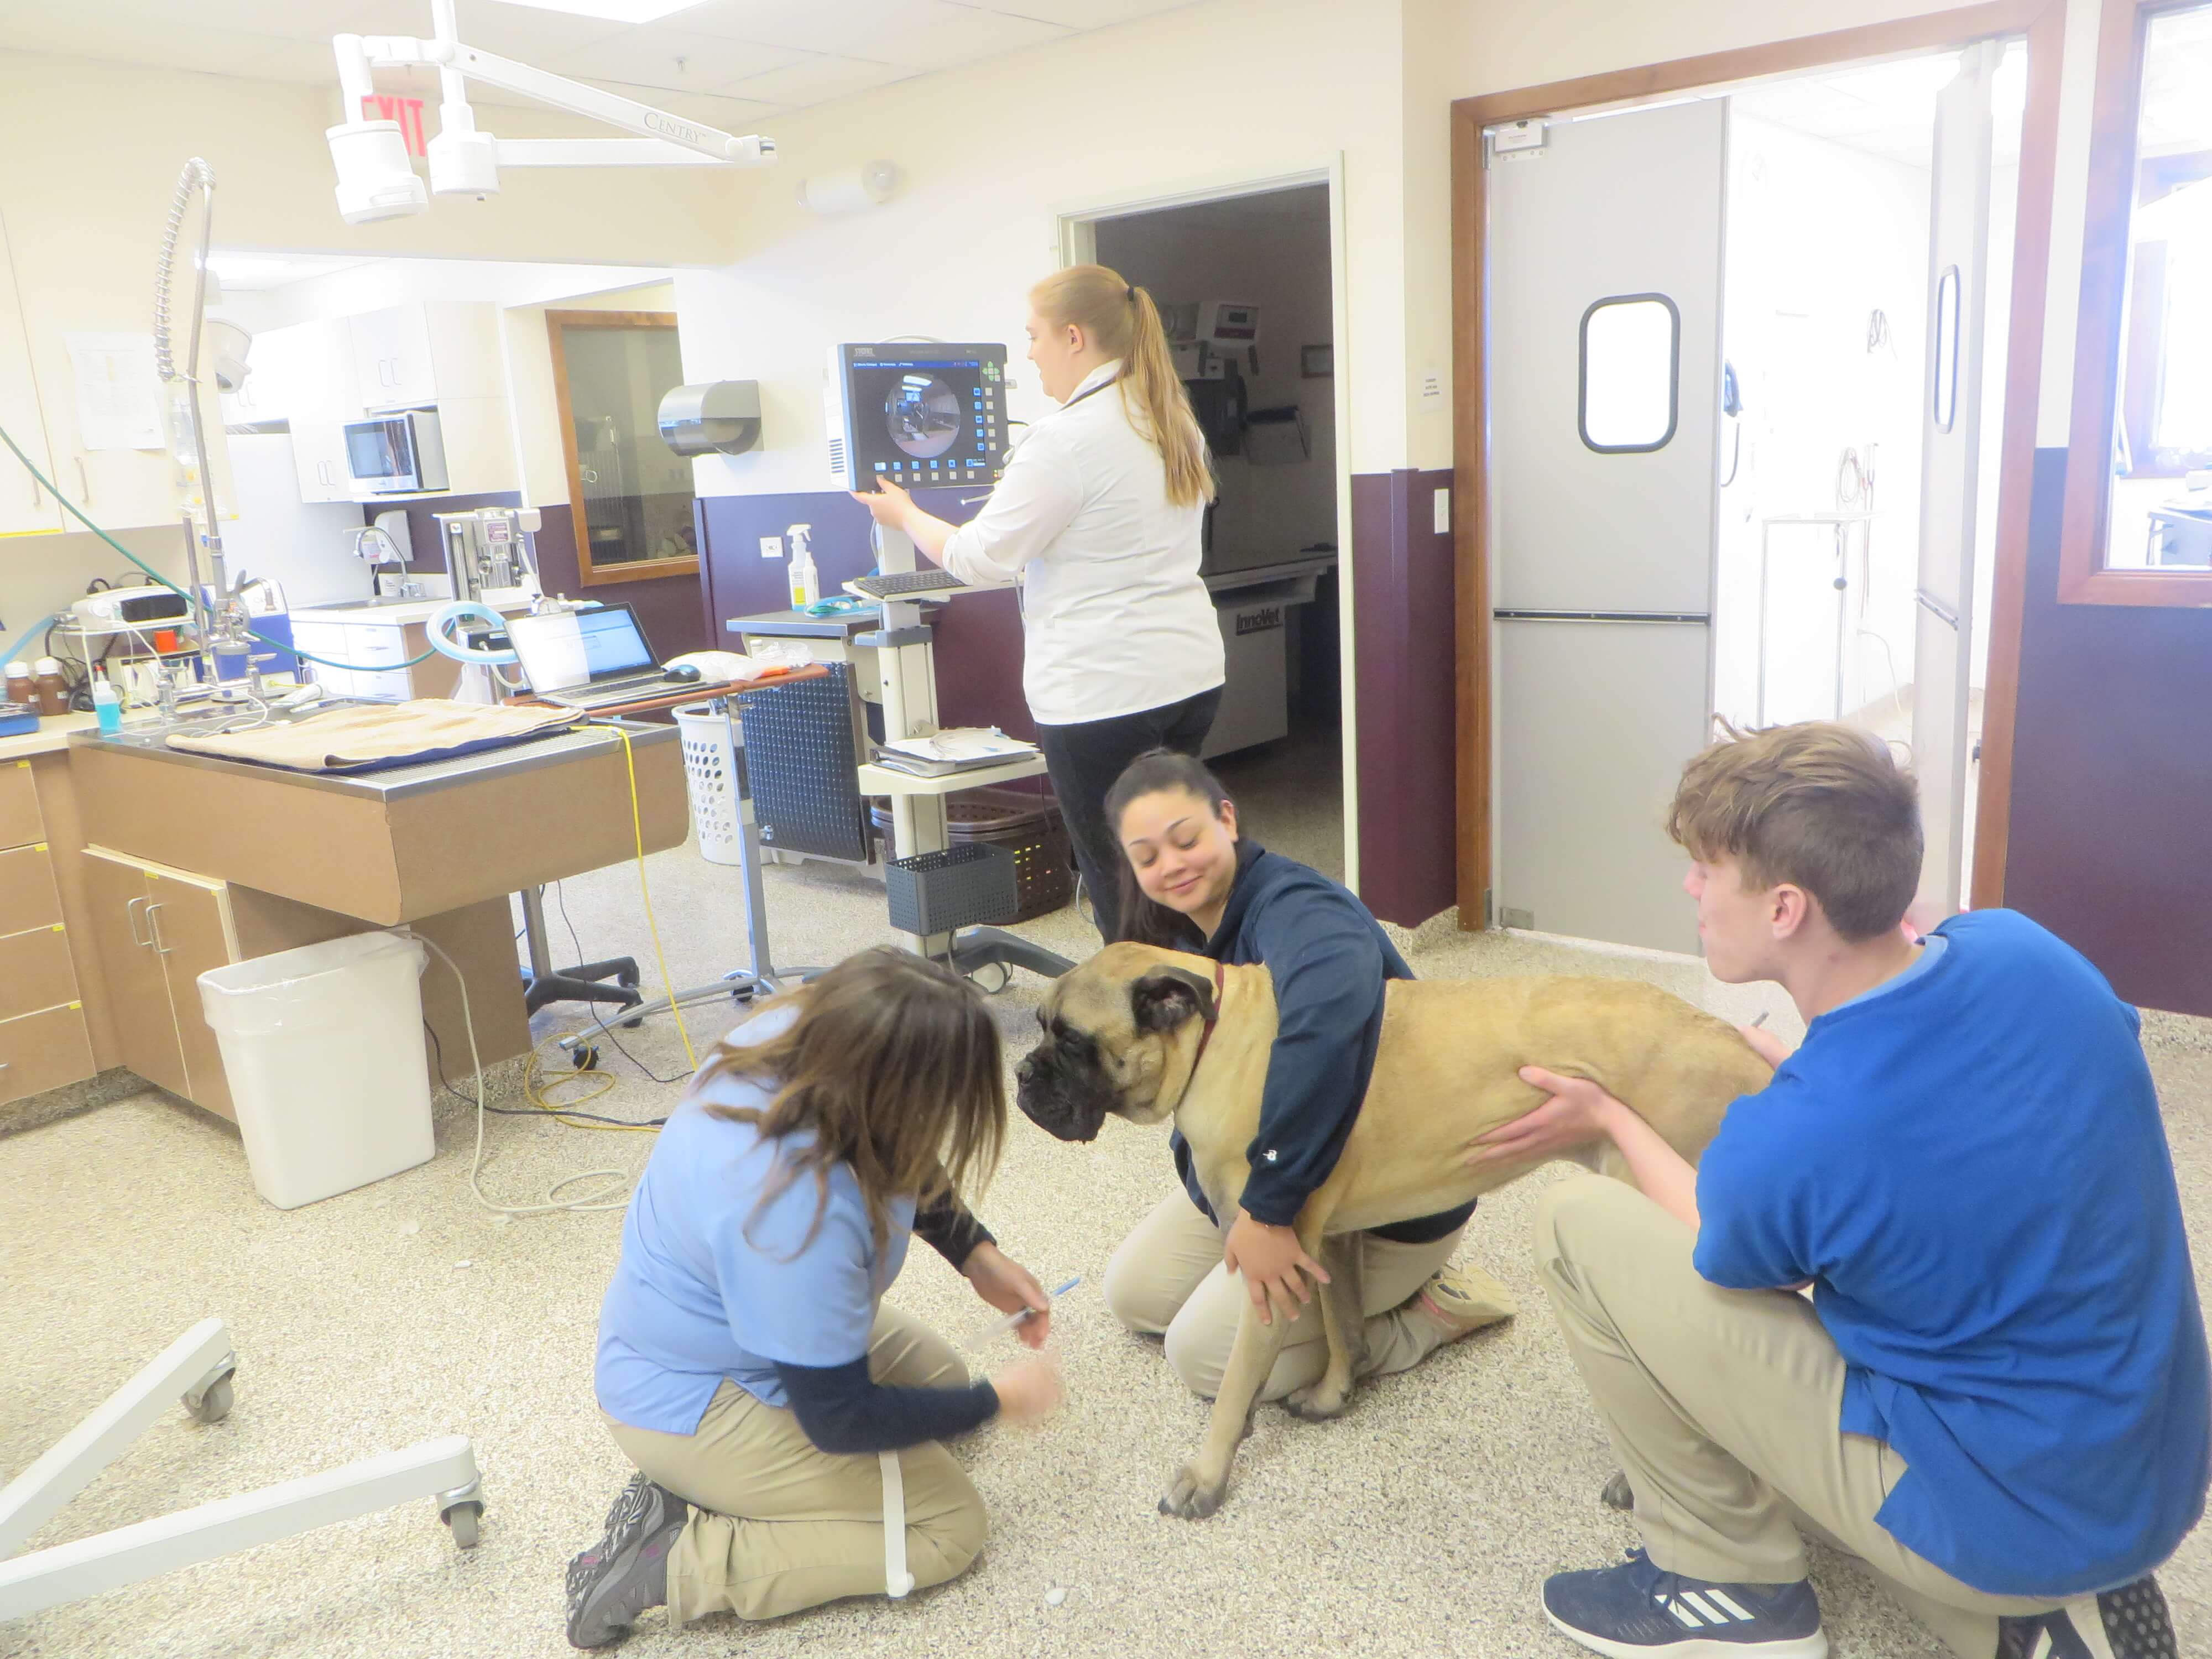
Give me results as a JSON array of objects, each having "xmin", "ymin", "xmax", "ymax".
[
  {"xmin": 2002, "ymin": 448, "xmax": 2212, "ymax": 1017},
  {"xmin": 1350, "ymin": 468, "xmax": 1458, "ymax": 928},
  {"xmin": 696, "ymin": 487, "xmax": 1030, "ymax": 736}
]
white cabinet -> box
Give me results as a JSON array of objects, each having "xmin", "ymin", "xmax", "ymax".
[
  {"xmin": 220, "ymin": 326, "xmax": 294, "ymax": 426},
  {"xmin": 0, "ymin": 210, "xmax": 61, "ymax": 536},
  {"xmin": 283, "ymin": 319, "xmax": 365, "ymax": 505},
  {"xmin": 289, "ymin": 617, "xmax": 424, "ymax": 702},
  {"xmin": 349, "ymin": 302, "xmax": 503, "ymax": 413},
  {"xmin": 351, "ymin": 305, "xmax": 436, "ymax": 410}
]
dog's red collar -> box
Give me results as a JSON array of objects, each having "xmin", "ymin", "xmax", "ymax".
[{"xmin": 1188, "ymin": 958, "xmax": 1227, "ymax": 1077}]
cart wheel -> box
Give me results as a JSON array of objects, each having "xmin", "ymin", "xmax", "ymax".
[
  {"xmin": 442, "ymin": 1500, "xmax": 483, "ymax": 1549},
  {"xmin": 572, "ymin": 1045, "xmax": 601, "ymax": 1072},
  {"xmin": 184, "ymin": 1371, "xmax": 234, "ymax": 1425}
]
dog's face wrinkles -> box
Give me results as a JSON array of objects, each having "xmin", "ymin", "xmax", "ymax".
[{"xmin": 1014, "ymin": 946, "xmax": 1198, "ymax": 1141}]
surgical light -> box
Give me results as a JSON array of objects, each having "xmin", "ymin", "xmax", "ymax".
[{"xmin": 327, "ymin": 117, "xmax": 430, "ymax": 225}]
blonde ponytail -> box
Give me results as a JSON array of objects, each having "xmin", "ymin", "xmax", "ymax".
[{"xmin": 1029, "ymin": 264, "xmax": 1214, "ymax": 508}]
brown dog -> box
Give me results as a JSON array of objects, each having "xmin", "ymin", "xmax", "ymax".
[{"xmin": 1014, "ymin": 942, "xmax": 1773, "ymax": 1519}]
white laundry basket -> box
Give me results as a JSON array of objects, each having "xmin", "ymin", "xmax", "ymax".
[
  {"xmin": 197, "ymin": 931, "xmax": 435, "ymax": 1210},
  {"xmin": 674, "ymin": 701, "xmax": 743, "ymax": 867}
]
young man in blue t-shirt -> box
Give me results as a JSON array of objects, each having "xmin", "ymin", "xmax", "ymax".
[{"xmin": 1475, "ymin": 722, "xmax": 2207, "ymax": 1659}]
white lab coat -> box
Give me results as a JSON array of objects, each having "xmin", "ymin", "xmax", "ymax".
[{"xmin": 938, "ymin": 360, "xmax": 1224, "ymax": 727}]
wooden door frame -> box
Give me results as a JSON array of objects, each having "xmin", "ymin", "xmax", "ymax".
[
  {"xmin": 1451, "ymin": 0, "xmax": 2067, "ymax": 930},
  {"xmin": 545, "ymin": 309, "xmax": 697, "ymax": 588}
]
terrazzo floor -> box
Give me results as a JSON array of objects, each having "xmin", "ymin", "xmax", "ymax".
[{"xmin": 4, "ymin": 732, "xmax": 2206, "ymax": 1659}]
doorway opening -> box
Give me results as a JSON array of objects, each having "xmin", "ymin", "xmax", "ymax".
[
  {"xmin": 1714, "ymin": 45, "xmax": 2025, "ymax": 914},
  {"xmin": 1075, "ymin": 182, "xmax": 1347, "ymax": 881},
  {"xmin": 1477, "ymin": 35, "xmax": 2027, "ymax": 956}
]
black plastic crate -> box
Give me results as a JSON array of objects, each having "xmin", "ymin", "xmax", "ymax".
[{"xmin": 885, "ymin": 843, "xmax": 1018, "ymax": 936}]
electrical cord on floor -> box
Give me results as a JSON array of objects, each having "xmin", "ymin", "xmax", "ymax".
[
  {"xmin": 408, "ymin": 930, "xmax": 642, "ymax": 1215},
  {"xmin": 553, "ymin": 882, "xmax": 691, "ymax": 1085},
  {"xmin": 425, "ymin": 1021, "xmax": 668, "ymax": 1130}
]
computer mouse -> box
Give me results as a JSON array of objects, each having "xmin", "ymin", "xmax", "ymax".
[{"xmin": 663, "ymin": 663, "xmax": 703, "ymax": 684}]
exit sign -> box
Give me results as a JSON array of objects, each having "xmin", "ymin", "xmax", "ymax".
[{"xmin": 361, "ymin": 93, "xmax": 428, "ymax": 158}]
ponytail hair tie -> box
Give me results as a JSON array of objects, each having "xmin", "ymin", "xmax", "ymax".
[{"xmin": 1125, "ymin": 285, "xmax": 1138, "ymax": 305}]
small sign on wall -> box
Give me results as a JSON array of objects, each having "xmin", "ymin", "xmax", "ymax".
[{"xmin": 361, "ymin": 94, "xmax": 429, "ymax": 158}]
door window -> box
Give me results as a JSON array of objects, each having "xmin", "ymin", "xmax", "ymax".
[{"xmin": 1579, "ymin": 294, "xmax": 1680, "ymax": 452}]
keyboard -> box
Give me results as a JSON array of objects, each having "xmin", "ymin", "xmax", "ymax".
[
  {"xmin": 540, "ymin": 675, "xmax": 671, "ymax": 709},
  {"xmin": 846, "ymin": 570, "xmax": 969, "ymax": 599}
]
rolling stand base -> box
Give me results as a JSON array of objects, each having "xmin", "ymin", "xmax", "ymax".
[
  {"xmin": 947, "ymin": 927, "xmax": 1073, "ymax": 980},
  {"xmin": 523, "ymin": 957, "xmax": 641, "ymax": 1017}
]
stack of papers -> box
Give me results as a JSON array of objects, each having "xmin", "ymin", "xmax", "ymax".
[{"xmin": 873, "ymin": 727, "xmax": 1040, "ymax": 778}]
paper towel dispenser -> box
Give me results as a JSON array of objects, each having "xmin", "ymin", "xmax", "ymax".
[{"xmin": 659, "ymin": 380, "xmax": 762, "ymax": 456}]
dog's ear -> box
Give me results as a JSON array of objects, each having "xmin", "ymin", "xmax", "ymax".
[{"xmin": 1131, "ymin": 964, "xmax": 1215, "ymax": 1034}]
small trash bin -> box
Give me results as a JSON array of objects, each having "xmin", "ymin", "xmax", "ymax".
[
  {"xmin": 674, "ymin": 701, "xmax": 743, "ymax": 867},
  {"xmin": 197, "ymin": 931, "xmax": 435, "ymax": 1210}
]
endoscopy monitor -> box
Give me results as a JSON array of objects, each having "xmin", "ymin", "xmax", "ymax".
[{"xmin": 825, "ymin": 343, "xmax": 1010, "ymax": 491}]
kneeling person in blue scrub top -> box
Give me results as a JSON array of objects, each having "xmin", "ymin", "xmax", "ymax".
[
  {"xmin": 1479, "ymin": 722, "xmax": 2206, "ymax": 1659},
  {"xmin": 565, "ymin": 951, "xmax": 1065, "ymax": 1649}
]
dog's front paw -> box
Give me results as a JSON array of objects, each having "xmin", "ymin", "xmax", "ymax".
[
  {"xmin": 1282, "ymin": 1378, "xmax": 1351, "ymax": 1422},
  {"xmin": 1600, "ymin": 1470, "xmax": 1634, "ymax": 1511},
  {"xmin": 1158, "ymin": 1463, "xmax": 1227, "ymax": 1520}
]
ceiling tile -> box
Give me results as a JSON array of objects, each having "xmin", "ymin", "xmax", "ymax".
[
  {"xmin": 538, "ymin": 27, "xmax": 800, "ymax": 90},
  {"xmin": 0, "ymin": 12, "xmax": 338, "ymax": 84},
  {"xmin": 576, "ymin": 78, "xmax": 783, "ymax": 128},
  {"xmin": 713, "ymin": 53, "xmax": 914, "ymax": 108},
  {"xmin": 957, "ymin": 0, "xmax": 1193, "ymax": 28},
  {"xmin": 670, "ymin": 0, "xmax": 1066, "ymax": 69}
]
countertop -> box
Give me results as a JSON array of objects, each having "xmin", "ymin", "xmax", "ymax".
[
  {"xmin": 0, "ymin": 710, "xmax": 100, "ymax": 762},
  {"xmin": 289, "ymin": 597, "xmax": 534, "ymax": 628}
]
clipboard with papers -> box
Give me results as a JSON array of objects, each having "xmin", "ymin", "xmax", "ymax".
[{"xmin": 870, "ymin": 726, "xmax": 1042, "ymax": 779}]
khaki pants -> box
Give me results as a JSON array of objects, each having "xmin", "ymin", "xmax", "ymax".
[
  {"xmin": 1536, "ymin": 1176, "xmax": 2113, "ymax": 1659},
  {"xmin": 1103, "ymin": 1188, "xmax": 1465, "ymax": 1401},
  {"xmin": 603, "ymin": 1308, "xmax": 987, "ymax": 1625}
]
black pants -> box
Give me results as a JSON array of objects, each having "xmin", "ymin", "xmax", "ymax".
[{"xmin": 1034, "ymin": 686, "xmax": 1222, "ymax": 942}]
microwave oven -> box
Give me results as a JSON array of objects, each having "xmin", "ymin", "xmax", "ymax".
[{"xmin": 343, "ymin": 409, "xmax": 448, "ymax": 494}]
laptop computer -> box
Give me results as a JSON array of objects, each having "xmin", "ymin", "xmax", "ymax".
[{"xmin": 507, "ymin": 603, "xmax": 671, "ymax": 709}]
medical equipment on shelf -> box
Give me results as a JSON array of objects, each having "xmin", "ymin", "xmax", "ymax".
[
  {"xmin": 439, "ymin": 506, "xmax": 542, "ymax": 609},
  {"xmin": 325, "ymin": 0, "xmax": 775, "ymax": 226},
  {"xmin": 70, "ymin": 585, "xmax": 192, "ymax": 634}
]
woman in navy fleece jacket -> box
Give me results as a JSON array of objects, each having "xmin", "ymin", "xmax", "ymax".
[{"xmin": 1095, "ymin": 749, "xmax": 1513, "ymax": 1401}]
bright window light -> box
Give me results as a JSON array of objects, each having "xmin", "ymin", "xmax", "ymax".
[
  {"xmin": 492, "ymin": 0, "xmax": 708, "ymax": 22},
  {"xmin": 1580, "ymin": 295, "xmax": 1679, "ymax": 453}
]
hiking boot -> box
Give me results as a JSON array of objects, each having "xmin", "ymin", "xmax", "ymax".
[
  {"xmin": 1997, "ymin": 1575, "xmax": 2178, "ymax": 1659},
  {"xmin": 566, "ymin": 1473, "xmax": 687, "ymax": 1648},
  {"xmin": 1542, "ymin": 1547, "xmax": 1827, "ymax": 1657},
  {"xmin": 1412, "ymin": 1261, "xmax": 1517, "ymax": 1337}
]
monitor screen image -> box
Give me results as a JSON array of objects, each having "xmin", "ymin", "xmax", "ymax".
[{"xmin": 828, "ymin": 343, "xmax": 1010, "ymax": 489}]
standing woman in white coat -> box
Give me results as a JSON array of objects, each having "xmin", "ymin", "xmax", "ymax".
[{"xmin": 853, "ymin": 264, "xmax": 1225, "ymax": 941}]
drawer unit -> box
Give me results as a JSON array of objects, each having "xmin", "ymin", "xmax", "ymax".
[
  {"xmin": 0, "ymin": 842, "xmax": 62, "ymax": 936},
  {"xmin": 0, "ymin": 758, "xmax": 42, "ymax": 848},
  {"xmin": 0, "ymin": 924, "xmax": 77, "ymax": 1022},
  {"xmin": 346, "ymin": 623, "xmax": 412, "ymax": 701},
  {"xmin": 0, "ymin": 1001, "xmax": 95, "ymax": 1106}
]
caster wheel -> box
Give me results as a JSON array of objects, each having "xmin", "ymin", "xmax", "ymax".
[
  {"xmin": 185, "ymin": 1371, "xmax": 234, "ymax": 1425},
  {"xmin": 572, "ymin": 1045, "xmax": 601, "ymax": 1072},
  {"xmin": 442, "ymin": 1500, "xmax": 483, "ymax": 1549}
]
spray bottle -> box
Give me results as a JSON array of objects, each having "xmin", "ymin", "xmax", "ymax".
[{"xmin": 785, "ymin": 523, "xmax": 819, "ymax": 609}]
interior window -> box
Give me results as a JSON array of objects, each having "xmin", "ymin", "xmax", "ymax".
[
  {"xmin": 2104, "ymin": 2, "xmax": 2212, "ymax": 570},
  {"xmin": 1579, "ymin": 295, "xmax": 1679, "ymax": 452},
  {"xmin": 547, "ymin": 311, "xmax": 697, "ymax": 585}
]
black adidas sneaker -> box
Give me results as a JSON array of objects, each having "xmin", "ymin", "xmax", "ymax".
[{"xmin": 1996, "ymin": 1575, "xmax": 2178, "ymax": 1659}]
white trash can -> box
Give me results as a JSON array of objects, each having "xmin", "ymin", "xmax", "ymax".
[
  {"xmin": 674, "ymin": 700, "xmax": 743, "ymax": 866},
  {"xmin": 197, "ymin": 931, "xmax": 435, "ymax": 1210}
]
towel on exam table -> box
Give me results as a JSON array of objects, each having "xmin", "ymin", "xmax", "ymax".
[{"xmin": 164, "ymin": 698, "xmax": 583, "ymax": 774}]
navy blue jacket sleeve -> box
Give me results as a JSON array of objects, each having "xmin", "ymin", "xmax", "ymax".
[
  {"xmin": 911, "ymin": 1190, "xmax": 994, "ymax": 1271},
  {"xmin": 772, "ymin": 1358, "xmax": 1000, "ymax": 1454},
  {"xmin": 1234, "ymin": 891, "xmax": 1390, "ymax": 1227}
]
